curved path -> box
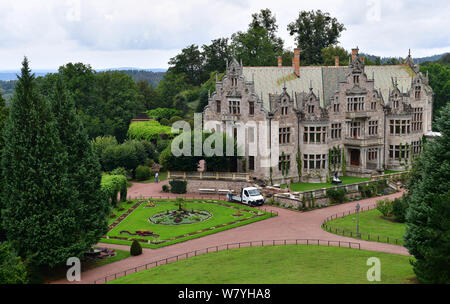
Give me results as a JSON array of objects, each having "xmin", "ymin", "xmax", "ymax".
[{"xmin": 53, "ymin": 182, "xmax": 408, "ymax": 284}]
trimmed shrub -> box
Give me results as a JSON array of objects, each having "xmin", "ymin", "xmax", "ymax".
[
  {"xmin": 130, "ymin": 240, "xmax": 142, "ymax": 256},
  {"xmin": 376, "ymin": 198, "xmax": 393, "ymax": 217},
  {"xmin": 135, "ymin": 165, "xmax": 151, "ymax": 181},
  {"xmin": 162, "ymin": 185, "xmax": 170, "ymax": 193},
  {"xmin": 101, "ymin": 174, "xmax": 127, "ymax": 205},
  {"xmin": 127, "ymin": 120, "xmax": 173, "ymax": 141},
  {"xmin": 359, "ymin": 183, "xmax": 377, "ymax": 198},
  {"xmin": 110, "ymin": 167, "xmax": 128, "ymax": 177},
  {"xmin": 160, "ymin": 118, "xmax": 170, "ymax": 126},
  {"xmin": 326, "ymin": 188, "xmax": 347, "ymax": 204},
  {"xmin": 169, "ymin": 180, "xmax": 187, "ymax": 194},
  {"xmin": 169, "ymin": 116, "xmax": 183, "ymax": 125}
]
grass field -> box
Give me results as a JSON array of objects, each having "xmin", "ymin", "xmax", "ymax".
[
  {"xmin": 324, "ymin": 208, "xmax": 406, "ymax": 245},
  {"xmin": 103, "ymin": 199, "xmax": 273, "ymax": 249},
  {"xmin": 282, "ymin": 176, "xmax": 371, "ymax": 192},
  {"xmin": 108, "ymin": 245, "xmax": 416, "ymax": 284}
]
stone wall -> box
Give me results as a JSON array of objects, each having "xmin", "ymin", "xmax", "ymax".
[{"xmin": 185, "ymin": 179, "xmax": 255, "ymax": 194}]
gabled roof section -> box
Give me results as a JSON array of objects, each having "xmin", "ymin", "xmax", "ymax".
[{"xmin": 242, "ymin": 64, "xmax": 418, "ymax": 110}]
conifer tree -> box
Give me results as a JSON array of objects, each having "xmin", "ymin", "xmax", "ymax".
[
  {"xmin": 49, "ymin": 77, "xmax": 110, "ymax": 255},
  {"xmin": 2, "ymin": 58, "xmax": 77, "ymax": 267},
  {"xmin": 404, "ymin": 102, "xmax": 450, "ymax": 283}
]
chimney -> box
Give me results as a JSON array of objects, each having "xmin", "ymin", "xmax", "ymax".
[
  {"xmin": 351, "ymin": 47, "xmax": 359, "ymax": 62},
  {"xmin": 335, "ymin": 56, "xmax": 339, "ymax": 67},
  {"xmin": 293, "ymin": 48, "xmax": 300, "ymax": 77},
  {"xmin": 278, "ymin": 56, "xmax": 282, "ymax": 67}
]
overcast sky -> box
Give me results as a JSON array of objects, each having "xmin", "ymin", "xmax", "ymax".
[{"xmin": 0, "ymin": 0, "xmax": 449, "ymax": 70}]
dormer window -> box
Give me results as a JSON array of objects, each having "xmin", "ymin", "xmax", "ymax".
[
  {"xmin": 249, "ymin": 101, "xmax": 254, "ymax": 115},
  {"xmin": 353, "ymin": 75, "xmax": 360, "ymax": 84},
  {"xmin": 415, "ymin": 85, "xmax": 421, "ymax": 99},
  {"xmin": 307, "ymin": 105, "xmax": 314, "ymax": 114},
  {"xmin": 281, "ymin": 106, "xmax": 288, "ymax": 115},
  {"xmin": 231, "ymin": 77, "xmax": 238, "ymax": 87},
  {"xmin": 216, "ymin": 100, "xmax": 221, "ymax": 113},
  {"xmin": 393, "ymin": 99, "xmax": 399, "ymax": 109}
]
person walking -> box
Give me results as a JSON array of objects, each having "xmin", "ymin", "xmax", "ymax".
[{"xmin": 155, "ymin": 172, "xmax": 159, "ymax": 183}]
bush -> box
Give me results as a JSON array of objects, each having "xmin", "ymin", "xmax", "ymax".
[
  {"xmin": 110, "ymin": 167, "xmax": 128, "ymax": 177},
  {"xmin": 162, "ymin": 185, "xmax": 170, "ymax": 193},
  {"xmin": 169, "ymin": 180, "xmax": 187, "ymax": 194},
  {"xmin": 130, "ymin": 240, "xmax": 142, "ymax": 256},
  {"xmin": 160, "ymin": 118, "xmax": 170, "ymax": 126},
  {"xmin": 135, "ymin": 165, "xmax": 151, "ymax": 181},
  {"xmin": 376, "ymin": 198, "xmax": 393, "ymax": 217},
  {"xmin": 375, "ymin": 178, "xmax": 388, "ymax": 194},
  {"xmin": 326, "ymin": 188, "xmax": 347, "ymax": 204},
  {"xmin": 169, "ymin": 116, "xmax": 183, "ymax": 125},
  {"xmin": 359, "ymin": 183, "xmax": 377, "ymax": 198},
  {"xmin": 392, "ymin": 196, "xmax": 408, "ymax": 222}
]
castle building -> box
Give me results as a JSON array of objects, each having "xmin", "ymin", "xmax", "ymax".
[{"xmin": 203, "ymin": 48, "xmax": 433, "ymax": 184}]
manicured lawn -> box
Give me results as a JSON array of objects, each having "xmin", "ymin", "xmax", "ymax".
[
  {"xmin": 384, "ymin": 170, "xmax": 404, "ymax": 175},
  {"xmin": 282, "ymin": 176, "xmax": 371, "ymax": 192},
  {"xmin": 108, "ymin": 245, "xmax": 416, "ymax": 284},
  {"xmin": 102, "ymin": 199, "xmax": 273, "ymax": 249},
  {"xmin": 131, "ymin": 171, "xmax": 168, "ymax": 183},
  {"xmin": 108, "ymin": 200, "xmax": 137, "ymax": 225},
  {"xmin": 324, "ymin": 208, "xmax": 406, "ymax": 245}
]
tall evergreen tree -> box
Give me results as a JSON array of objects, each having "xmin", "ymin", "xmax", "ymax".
[
  {"xmin": 2, "ymin": 58, "xmax": 79, "ymax": 267},
  {"xmin": 49, "ymin": 77, "xmax": 110, "ymax": 257},
  {"xmin": 404, "ymin": 102, "xmax": 450, "ymax": 283}
]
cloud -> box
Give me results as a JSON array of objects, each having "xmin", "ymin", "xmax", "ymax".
[{"xmin": 0, "ymin": 0, "xmax": 448, "ymax": 69}]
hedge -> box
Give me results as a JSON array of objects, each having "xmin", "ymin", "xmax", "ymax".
[
  {"xmin": 169, "ymin": 180, "xmax": 187, "ymax": 194},
  {"xmin": 101, "ymin": 174, "xmax": 128, "ymax": 205},
  {"xmin": 127, "ymin": 120, "xmax": 173, "ymax": 141}
]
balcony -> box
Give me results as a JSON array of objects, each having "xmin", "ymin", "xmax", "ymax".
[
  {"xmin": 344, "ymin": 136, "xmax": 383, "ymax": 147},
  {"xmin": 222, "ymin": 114, "xmax": 241, "ymax": 121},
  {"xmin": 345, "ymin": 111, "xmax": 370, "ymax": 119}
]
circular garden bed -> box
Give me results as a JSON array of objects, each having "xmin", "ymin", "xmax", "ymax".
[{"xmin": 149, "ymin": 209, "xmax": 212, "ymax": 225}]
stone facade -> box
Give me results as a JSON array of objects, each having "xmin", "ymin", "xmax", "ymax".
[{"xmin": 203, "ymin": 48, "xmax": 433, "ymax": 184}]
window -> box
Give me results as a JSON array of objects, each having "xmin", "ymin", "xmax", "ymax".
[
  {"xmin": 412, "ymin": 140, "xmax": 422, "ymax": 155},
  {"xmin": 279, "ymin": 127, "xmax": 291, "ymax": 144},
  {"xmin": 303, "ymin": 154, "xmax": 326, "ymax": 170},
  {"xmin": 278, "ymin": 154, "xmax": 291, "ymax": 172},
  {"xmin": 415, "ymin": 85, "xmax": 421, "ymax": 99},
  {"xmin": 368, "ymin": 148, "xmax": 378, "ymax": 161},
  {"xmin": 307, "ymin": 104, "xmax": 315, "ymax": 114},
  {"xmin": 249, "ymin": 102, "xmax": 254, "ymax": 115},
  {"xmin": 393, "ymin": 99, "xmax": 399, "ymax": 109},
  {"xmin": 281, "ymin": 106, "xmax": 288, "ymax": 115},
  {"xmin": 371, "ymin": 100, "xmax": 377, "ymax": 110},
  {"xmin": 353, "ymin": 75, "xmax": 359, "ymax": 84},
  {"xmin": 248, "ymin": 156, "xmax": 255, "ymax": 171},
  {"xmin": 231, "ymin": 77, "xmax": 238, "ymax": 87},
  {"xmin": 347, "ymin": 97, "xmax": 365, "ymax": 112},
  {"xmin": 368, "ymin": 120, "xmax": 378, "ymax": 136},
  {"xmin": 333, "ymin": 103, "xmax": 340, "ymax": 113},
  {"xmin": 389, "ymin": 119, "xmax": 411, "ymax": 135},
  {"xmin": 228, "ymin": 100, "xmax": 240, "ymax": 115},
  {"xmin": 216, "ymin": 100, "xmax": 221, "ymax": 113},
  {"xmin": 389, "ymin": 145, "xmax": 410, "ymax": 160},
  {"xmin": 303, "ymin": 126, "xmax": 326, "ymax": 144},
  {"xmin": 333, "ymin": 97, "xmax": 340, "ymax": 112},
  {"xmin": 331, "ymin": 123, "xmax": 342, "ymax": 139},
  {"xmin": 349, "ymin": 121, "xmax": 361, "ymax": 138},
  {"xmin": 412, "ymin": 107, "xmax": 423, "ymax": 132}
]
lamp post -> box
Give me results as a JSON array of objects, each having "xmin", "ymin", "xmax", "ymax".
[{"xmin": 356, "ymin": 203, "xmax": 360, "ymax": 237}]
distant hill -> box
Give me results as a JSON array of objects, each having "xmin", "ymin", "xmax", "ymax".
[
  {"xmin": 0, "ymin": 68, "xmax": 166, "ymax": 100},
  {"xmin": 421, "ymin": 53, "xmax": 450, "ymax": 66},
  {"xmin": 360, "ymin": 52, "xmax": 448, "ymax": 65},
  {"xmin": 119, "ymin": 70, "xmax": 165, "ymax": 87},
  {"xmin": 0, "ymin": 67, "xmax": 166, "ymax": 82}
]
